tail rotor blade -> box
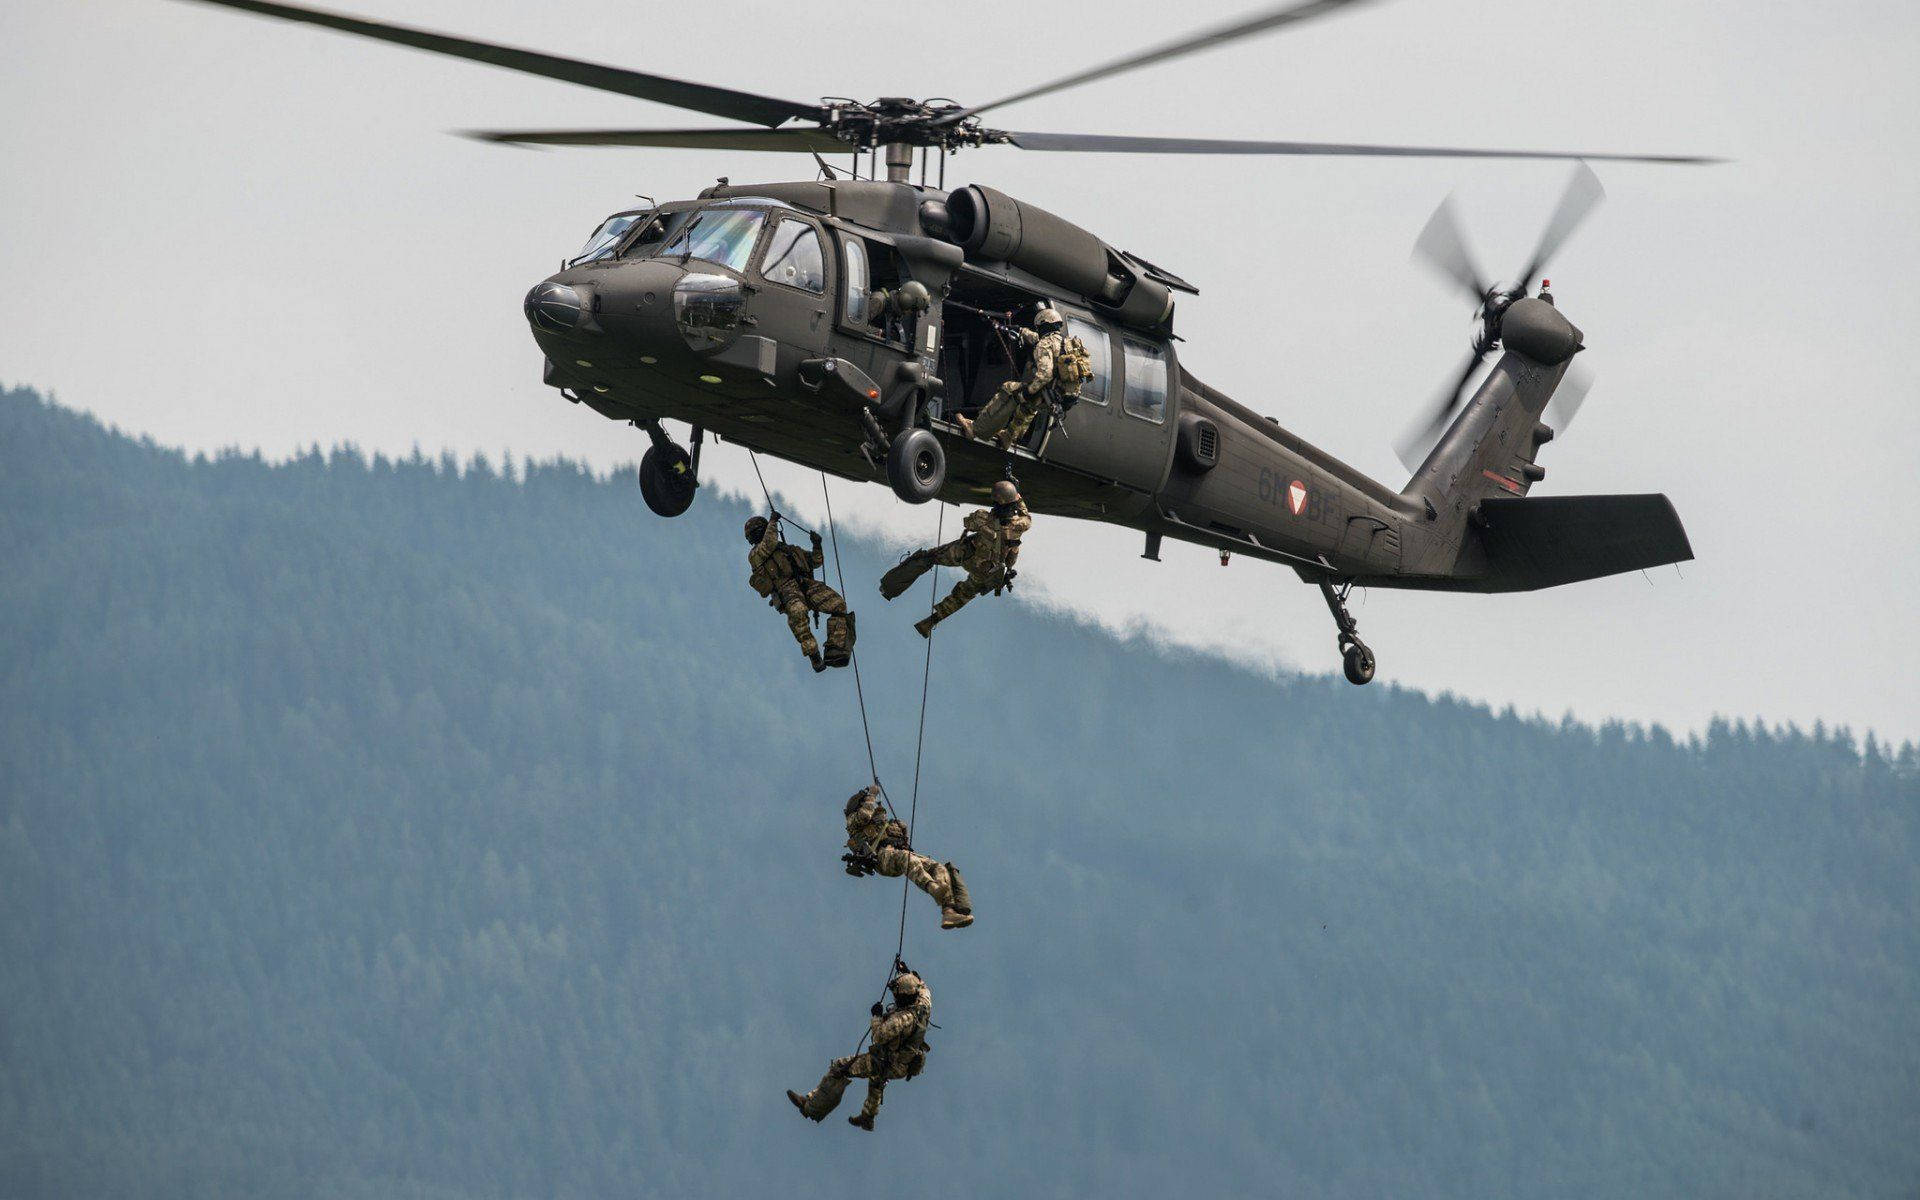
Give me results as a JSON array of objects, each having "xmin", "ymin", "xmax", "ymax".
[
  {"xmin": 1412, "ymin": 196, "xmax": 1488, "ymax": 302},
  {"xmin": 1542, "ymin": 358, "xmax": 1595, "ymax": 435},
  {"xmin": 1395, "ymin": 353, "xmax": 1483, "ymax": 472},
  {"xmin": 1517, "ymin": 160, "xmax": 1605, "ymax": 288}
]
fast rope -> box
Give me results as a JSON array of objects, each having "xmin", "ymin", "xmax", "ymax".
[{"xmin": 811, "ymin": 470, "xmax": 944, "ymax": 1034}]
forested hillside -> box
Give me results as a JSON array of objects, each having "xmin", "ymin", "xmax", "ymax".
[{"xmin": 2, "ymin": 385, "xmax": 1914, "ymax": 1199}]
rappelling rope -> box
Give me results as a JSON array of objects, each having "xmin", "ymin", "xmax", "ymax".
[{"xmin": 894, "ymin": 503, "xmax": 943, "ymax": 963}]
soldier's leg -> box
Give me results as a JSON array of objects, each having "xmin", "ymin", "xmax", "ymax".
[
  {"xmin": 790, "ymin": 1053, "xmax": 868, "ymax": 1122},
  {"xmin": 804, "ymin": 580, "xmax": 853, "ymax": 664},
  {"xmin": 778, "ymin": 582, "xmax": 821, "ymax": 661},
  {"xmin": 1000, "ymin": 398, "xmax": 1043, "ymax": 448},
  {"xmin": 914, "ymin": 574, "xmax": 981, "ymax": 638},
  {"xmin": 851, "ymin": 1076, "xmax": 886, "ymax": 1129},
  {"xmin": 874, "ymin": 844, "xmax": 910, "ymax": 879},
  {"xmin": 906, "ymin": 852, "xmax": 973, "ymax": 930},
  {"xmin": 966, "ymin": 383, "xmax": 1023, "ymax": 441}
]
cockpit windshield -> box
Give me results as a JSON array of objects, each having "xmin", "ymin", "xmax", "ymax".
[
  {"xmin": 656, "ymin": 207, "xmax": 767, "ymax": 274},
  {"xmin": 568, "ymin": 212, "xmax": 646, "ymax": 267}
]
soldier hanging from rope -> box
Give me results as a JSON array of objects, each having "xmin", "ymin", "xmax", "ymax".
[
  {"xmin": 787, "ymin": 960, "xmax": 933, "ymax": 1132},
  {"xmin": 878, "ymin": 479, "xmax": 1031, "ymax": 638},
  {"xmin": 745, "ymin": 514, "xmax": 854, "ymax": 672},
  {"xmin": 840, "ymin": 784, "xmax": 974, "ymax": 930},
  {"xmin": 955, "ymin": 304, "xmax": 1091, "ymax": 450}
]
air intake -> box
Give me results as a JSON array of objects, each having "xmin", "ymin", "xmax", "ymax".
[{"xmin": 1177, "ymin": 415, "xmax": 1219, "ymax": 471}]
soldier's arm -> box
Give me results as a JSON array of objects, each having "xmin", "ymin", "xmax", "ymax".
[{"xmin": 1025, "ymin": 339, "xmax": 1057, "ymax": 394}]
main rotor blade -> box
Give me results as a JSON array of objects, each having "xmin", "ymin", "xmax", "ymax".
[
  {"xmin": 1002, "ymin": 130, "xmax": 1722, "ymax": 165},
  {"xmin": 1517, "ymin": 161, "xmax": 1606, "ymax": 288},
  {"xmin": 1413, "ymin": 195, "xmax": 1488, "ymax": 300},
  {"xmin": 465, "ymin": 126, "xmax": 850, "ymax": 153},
  {"xmin": 1394, "ymin": 354, "xmax": 1483, "ymax": 473},
  {"xmin": 176, "ymin": 0, "xmax": 824, "ymax": 128},
  {"xmin": 947, "ymin": 0, "xmax": 1378, "ymax": 123}
]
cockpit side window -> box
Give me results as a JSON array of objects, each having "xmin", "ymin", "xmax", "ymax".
[
  {"xmin": 1121, "ymin": 337, "xmax": 1168, "ymax": 423},
  {"xmin": 1065, "ymin": 316, "xmax": 1111, "ymax": 406},
  {"xmin": 658, "ymin": 208, "xmax": 767, "ymax": 274},
  {"xmin": 760, "ymin": 219, "xmax": 826, "ymax": 294},
  {"xmin": 569, "ymin": 212, "xmax": 646, "ymax": 267}
]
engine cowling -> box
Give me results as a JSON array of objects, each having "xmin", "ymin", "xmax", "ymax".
[{"xmin": 935, "ymin": 184, "xmax": 1174, "ymax": 333}]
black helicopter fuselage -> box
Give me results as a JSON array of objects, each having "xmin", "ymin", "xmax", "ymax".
[{"xmin": 530, "ymin": 176, "xmax": 1678, "ymax": 595}]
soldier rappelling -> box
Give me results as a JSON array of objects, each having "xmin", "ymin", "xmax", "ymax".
[
  {"xmin": 879, "ymin": 480, "xmax": 1032, "ymax": 637},
  {"xmin": 787, "ymin": 961, "xmax": 934, "ymax": 1131},
  {"xmin": 745, "ymin": 514, "xmax": 854, "ymax": 672},
  {"xmin": 841, "ymin": 785, "xmax": 974, "ymax": 930},
  {"xmin": 956, "ymin": 304, "xmax": 1091, "ymax": 450}
]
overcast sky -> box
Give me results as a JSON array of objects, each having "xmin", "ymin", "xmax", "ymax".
[{"xmin": 5, "ymin": 0, "xmax": 1916, "ymax": 742}]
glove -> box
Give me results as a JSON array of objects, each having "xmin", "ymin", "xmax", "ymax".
[
  {"xmin": 871, "ymin": 1002, "xmax": 884, "ymax": 1018},
  {"xmin": 1004, "ymin": 568, "xmax": 1017, "ymax": 590},
  {"xmin": 810, "ymin": 532, "xmax": 823, "ymax": 551}
]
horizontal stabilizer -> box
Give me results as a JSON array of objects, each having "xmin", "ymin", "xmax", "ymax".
[{"xmin": 1472, "ymin": 494, "xmax": 1693, "ymax": 592}]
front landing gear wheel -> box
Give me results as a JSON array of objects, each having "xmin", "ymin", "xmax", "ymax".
[
  {"xmin": 886, "ymin": 427, "xmax": 945, "ymax": 505},
  {"xmin": 1342, "ymin": 643, "xmax": 1376, "ymax": 686},
  {"xmin": 638, "ymin": 444, "xmax": 697, "ymax": 517}
]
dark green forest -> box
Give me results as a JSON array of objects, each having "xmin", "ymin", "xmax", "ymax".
[{"xmin": 1, "ymin": 384, "xmax": 1915, "ymax": 1198}]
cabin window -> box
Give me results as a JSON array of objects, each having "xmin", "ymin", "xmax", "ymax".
[
  {"xmin": 1122, "ymin": 337, "xmax": 1168, "ymax": 423},
  {"xmin": 760, "ymin": 218, "xmax": 826, "ymax": 294},
  {"xmin": 1065, "ymin": 316, "xmax": 1111, "ymax": 406},
  {"xmin": 841, "ymin": 236, "xmax": 870, "ymax": 325},
  {"xmin": 658, "ymin": 207, "xmax": 766, "ymax": 274}
]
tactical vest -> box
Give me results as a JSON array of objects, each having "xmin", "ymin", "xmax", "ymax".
[
  {"xmin": 1053, "ymin": 334, "xmax": 1093, "ymax": 398},
  {"xmin": 754, "ymin": 540, "xmax": 814, "ymax": 585}
]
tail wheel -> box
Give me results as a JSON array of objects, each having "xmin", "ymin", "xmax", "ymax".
[
  {"xmin": 1342, "ymin": 643, "xmax": 1376, "ymax": 686},
  {"xmin": 886, "ymin": 428, "xmax": 945, "ymax": 505},
  {"xmin": 639, "ymin": 444, "xmax": 697, "ymax": 517}
]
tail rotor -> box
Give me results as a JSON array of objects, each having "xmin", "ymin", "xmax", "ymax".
[{"xmin": 1395, "ymin": 162, "xmax": 1605, "ymax": 471}]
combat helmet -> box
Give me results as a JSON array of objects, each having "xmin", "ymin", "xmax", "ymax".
[
  {"xmin": 990, "ymin": 480, "xmax": 1021, "ymax": 505},
  {"xmin": 1032, "ymin": 304, "xmax": 1064, "ymax": 330},
  {"xmin": 744, "ymin": 515, "xmax": 769, "ymax": 543}
]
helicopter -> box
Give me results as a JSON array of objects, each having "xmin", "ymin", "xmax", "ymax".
[{"xmin": 180, "ymin": 0, "xmax": 1709, "ymax": 685}]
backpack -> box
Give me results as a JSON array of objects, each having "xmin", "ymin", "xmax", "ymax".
[{"xmin": 1053, "ymin": 334, "xmax": 1092, "ymax": 398}]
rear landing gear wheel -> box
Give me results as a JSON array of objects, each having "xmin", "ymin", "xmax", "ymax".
[
  {"xmin": 1318, "ymin": 577, "xmax": 1377, "ymax": 686},
  {"xmin": 1342, "ymin": 643, "xmax": 1376, "ymax": 686},
  {"xmin": 639, "ymin": 444, "xmax": 697, "ymax": 517},
  {"xmin": 886, "ymin": 427, "xmax": 945, "ymax": 505}
]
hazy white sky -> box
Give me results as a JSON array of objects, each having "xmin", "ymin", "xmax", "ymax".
[{"xmin": 5, "ymin": 0, "xmax": 1917, "ymax": 742}]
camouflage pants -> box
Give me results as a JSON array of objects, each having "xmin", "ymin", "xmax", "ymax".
[
  {"xmin": 923, "ymin": 542, "xmax": 1003, "ymax": 627},
  {"xmin": 796, "ymin": 1050, "xmax": 912, "ymax": 1122},
  {"xmin": 970, "ymin": 383, "xmax": 1043, "ymax": 448},
  {"xmin": 773, "ymin": 578, "xmax": 850, "ymax": 659},
  {"xmin": 876, "ymin": 845, "xmax": 957, "ymax": 916}
]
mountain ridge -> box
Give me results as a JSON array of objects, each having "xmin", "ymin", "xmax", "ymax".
[{"xmin": 1, "ymin": 384, "xmax": 1914, "ymax": 1198}]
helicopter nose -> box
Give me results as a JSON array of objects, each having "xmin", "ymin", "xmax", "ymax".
[{"xmin": 524, "ymin": 280, "xmax": 584, "ymax": 333}]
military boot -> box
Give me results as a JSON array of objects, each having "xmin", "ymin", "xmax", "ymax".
[
  {"xmin": 954, "ymin": 413, "xmax": 975, "ymax": 439},
  {"xmin": 940, "ymin": 906, "xmax": 974, "ymax": 929},
  {"xmin": 914, "ymin": 614, "xmax": 938, "ymax": 639},
  {"xmin": 809, "ymin": 650, "xmax": 826, "ymax": 673},
  {"xmin": 786, "ymin": 1090, "xmax": 820, "ymax": 1122},
  {"xmin": 848, "ymin": 1113, "xmax": 876, "ymax": 1132}
]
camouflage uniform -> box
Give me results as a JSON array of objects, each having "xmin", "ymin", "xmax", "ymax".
[
  {"xmin": 880, "ymin": 485, "xmax": 1032, "ymax": 636},
  {"xmin": 966, "ymin": 324, "xmax": 1067, "ymax": 449},
  {"xmin": 746, "ymin": 518, "xmax": 853, "ymax": 668},
  {"xmin": 788, "ymin": 971, "xmax": 933, "ymax": 1130},
  {"xmin": 843, "ymin": 786, "xmax": 973, "ymax": 929}
]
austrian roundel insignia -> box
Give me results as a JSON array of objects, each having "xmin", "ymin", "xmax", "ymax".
[{"xmin": 1287, "ymin": 479, "xmax": 1308, "ymax": 516}]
